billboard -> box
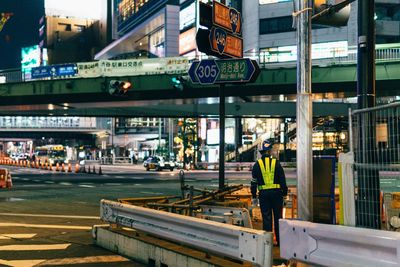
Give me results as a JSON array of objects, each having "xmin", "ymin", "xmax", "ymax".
[{"xmin": 21, "ymin": 45, "xmax": 41, "ymax": 71}]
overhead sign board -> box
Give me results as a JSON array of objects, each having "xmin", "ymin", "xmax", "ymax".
[
  {"xmin": 213, "ymin": 1, "xmax": 241, "ymax": 35},
  {"xmin": 190, "ymin": 59, "xmax": 260, "ymax": 84},
  {"xmin": 209, "ymin": 27, "xmax": 243, "ymax": 58}
]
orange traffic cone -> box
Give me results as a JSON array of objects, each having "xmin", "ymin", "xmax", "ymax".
[
  {"xmin": 92, "ymin": 165, "xmax": 96, "ymax": 174},
  {"xmin": 82, "ymin": 165, "xmax": 86, "ymax": 173},
  {"xmin": 0, "ymin": 175, "xmax": 5, "ymax": 188},
  {"xmin": 6, "ymin": 173, "xmax": 12, "ymax": 188},
  {"xmin": 49, "ymin": 163, "xmax": 53, "ymax": 171},
  {"xmin": 45, "ymin": 162, "xmax": 48, "ymax": 170},
  {"xmin": 67, "ymin": 163, "xmax": 72, "ymax": 173},
  {"xmin": 75, "ymin": 164, "xmax": 80, "ymax": 173},
  {"xmin": 55, "ymin": 163, "xmax": 60, "ymax": 172},
  {"xmin": 88, "ymin": 166, "xmax": 91, "ymax": 174},
  {"xmin": 98, "ymin": 166, "xmax": 103, "ymax": 175},
  {"xmin": 61, "ymin": 163, "xmax": 65, "ymax": 172}
]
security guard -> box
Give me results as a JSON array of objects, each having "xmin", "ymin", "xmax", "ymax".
[{"xmin": 251, "ymin": 139, "xmax": 288, "ymax": 245}]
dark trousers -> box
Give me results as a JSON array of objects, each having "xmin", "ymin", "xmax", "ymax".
[{"xmin": 259, "ymin": 189, "xmax": 283, "ymax": 244}]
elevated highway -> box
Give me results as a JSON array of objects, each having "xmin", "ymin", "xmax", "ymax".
[{"xmin": 0, "ymin": 59, "xmax": 399, "ymax": 117}]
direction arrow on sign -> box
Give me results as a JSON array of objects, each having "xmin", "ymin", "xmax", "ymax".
[
  {"xmin": 188, "ymin": 61, "xmax": 199, "ymax": 83},
  {"xmin": 195, "ymin": 59, "xmax": 220, "ymax": 85}
]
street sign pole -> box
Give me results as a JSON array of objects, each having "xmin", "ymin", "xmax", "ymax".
[{"xmin": 219, "ymin": 84, "xmax": 225, "ymax": 190}]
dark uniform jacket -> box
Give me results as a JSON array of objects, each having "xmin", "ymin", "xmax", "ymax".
[{"xmin": 251, "ymin": 154, "xmax": 288, "ymax": 198}]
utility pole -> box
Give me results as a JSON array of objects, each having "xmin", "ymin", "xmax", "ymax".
[
  {"xmin": 356, "ymin": 0, "xmax": 379, "ymax": 229},
  {"xmin": 296, "ymin": 0, "xmax": 313, "ymax": 221}
]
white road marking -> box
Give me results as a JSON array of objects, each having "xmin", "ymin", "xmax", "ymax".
[
  {"xmin": 0, "ymin": 213, "xmax": 99, "ymax": 220},
  {"xmin": 78, "ymin": 184, "xmax": 95, "ymax": 188},
  {"xmin": 0, "ymin": 223, "xmax": 91, "ymax": 230},
  {"xmin": 0, "ymin": 243, "xmax": 71, "ymax": 251},
  {"xmin": 0, "ymin": 259, "xmax": 46, "ymax": 267},
  {"xmin": 32, "ymin": 255, "xmax": 130, "ymax": 266},
  {"xmin": 0, "ymin": 233, "xmax": 36, "ymax": 240},
  {"xmin": 45, "ymin": 181, "xmax": 55, "ymax": 184},
  {"xmin": 59, "ymin": 182, "xmax": 72, "ymax": 186}
]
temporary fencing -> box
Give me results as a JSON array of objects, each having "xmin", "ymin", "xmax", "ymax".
[{"xmin": 350, "ymin": 102, "xmax": 400, "ymax": 229}]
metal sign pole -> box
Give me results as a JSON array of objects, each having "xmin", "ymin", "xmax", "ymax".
[
  {"xmin": 219, "ymin": 83, "xmax": 225, "ymax": 190},
  {"xmin": 296, "ymin": 0, "xmax": 313, "ymax": 221}
]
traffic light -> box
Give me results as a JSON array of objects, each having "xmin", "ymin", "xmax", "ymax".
[
  {"xmin": 171, "ymin": 76, "xmax": 185, "ymax": 91},
  {"xmin": 312, "ymin": 0, "xmax": 353, "ymax": 27},
  {"xmin": 108, "ymin": 80, "xmax": 131, "ymax": 96}
]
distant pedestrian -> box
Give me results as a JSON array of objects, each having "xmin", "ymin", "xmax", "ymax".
[{"xmin": 251, "ymin": 140, "xmax": 288, "ymax": 246}]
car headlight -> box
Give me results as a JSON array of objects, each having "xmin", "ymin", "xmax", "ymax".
[
  {"xmin": 159, "ymin": 163, "xmax": 165, "ymax": 167},
  {"xmin": 49, "ymin": 159, "xmax": 54, "ymax": 164}
]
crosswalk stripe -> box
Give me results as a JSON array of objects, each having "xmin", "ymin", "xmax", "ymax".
[
  {"xmin": 78, "ymin": 184, "xmax": 95, "ymax": 188},
  {"xmin": 0, "ymin": 223, "xmax": 91, "ymax": 230},
  {"xmin": 59, "ymin": 182, "xmax": 72, "ymax": 186},
  {"xmin": 0, "ymin": 259, "xmax": 46, "ymax": 267},
  {"xmin": 39, "ymin": 255, "xmax": 130, "ymax": 265},
  {"xmin": 0, "ymin": 243, "xmax": 71, "ymax": 251},
  {"xmin": 0, "ymin": 234, "xmax": 36, "ymax": 240},
  {"xmin": 0, "ymin": 213, "xmax": 99, "ymax": 219}
]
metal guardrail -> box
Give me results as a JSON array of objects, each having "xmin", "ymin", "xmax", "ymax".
[
  {"xmin": 280, "ymin": 219, "xmax": 400, "ymax": 266},
  {"xmin": 100, "ymin": 199, "xmax": 273, "ymax": 266},
  {"xmin": 100, "ymin": 156, "xmax": 133, "ymax": 165}
]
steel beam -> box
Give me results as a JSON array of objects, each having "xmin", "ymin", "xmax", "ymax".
[{"xmin": 100, "ymin": 199, "xmax": 272, "ymax": 266}]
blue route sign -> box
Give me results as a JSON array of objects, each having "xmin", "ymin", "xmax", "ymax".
[
  {"xmin": 189, "ymin": 58, "xmax": 260, "ymax": 84},
  {"xmin": 188, "ymin": 61, "xmax": 199, "ymax": 83},
  {"xmin": 195, "ymin": 59, "xmax": 220, "ymax": 84}
]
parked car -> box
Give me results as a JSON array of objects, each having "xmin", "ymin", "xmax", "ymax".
[{"xmin": 143, "ymin": 156, "xmax": 175, "ymax": 171}]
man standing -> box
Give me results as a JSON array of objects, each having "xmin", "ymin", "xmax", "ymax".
[{"xmin": 251, "ymin": 139, "xmax": 288, "ymax": 245}]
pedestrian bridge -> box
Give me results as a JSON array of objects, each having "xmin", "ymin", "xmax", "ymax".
[{"xmin": 0, "ymin": 45, "xmax": 399, "ymax": 117}]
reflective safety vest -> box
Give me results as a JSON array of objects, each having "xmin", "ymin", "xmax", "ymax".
[{"xmin": 257, "ymin": 157, "xmax": 280, "ymax": 190}]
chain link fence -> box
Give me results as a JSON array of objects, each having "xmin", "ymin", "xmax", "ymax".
[{"xmin": 350, "ymin": 102, "xmax": 400, "ymax": 229}]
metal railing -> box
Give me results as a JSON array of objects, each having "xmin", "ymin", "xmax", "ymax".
[{"xmin": 0, "ymin": 116, "xmax": 99, "ymax": 129}]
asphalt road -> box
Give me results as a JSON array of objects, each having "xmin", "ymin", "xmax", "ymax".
[{"xmin": 0, "ymin": 165, "xmax": 296, "ymax": 266}]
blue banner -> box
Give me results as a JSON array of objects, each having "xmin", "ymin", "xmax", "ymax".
[
  {"xmin": 31, "ymin": 66, "xmax": 53, "ymax": 79},
  {"xmin": 56, "ymin": 64, "xmax": 77, "ymax": 76},
  {"xmin": 31, "ymin": 64, "xmax": 77, "ymax": 79}
]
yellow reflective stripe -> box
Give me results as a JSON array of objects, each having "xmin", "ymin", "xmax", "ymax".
[{"xmin": 257, "ymin": 158, "xmax": 280, "ymax": 190}]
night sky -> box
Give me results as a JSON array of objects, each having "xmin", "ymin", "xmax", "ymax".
[{"xmin": 0, "ymin": 0, "xmax": 44, "ymax": 70}]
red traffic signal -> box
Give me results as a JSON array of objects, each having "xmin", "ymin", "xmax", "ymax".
[{"xmin": 109, "ymin": 80, "xmax": 132, "ymax": 96}]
